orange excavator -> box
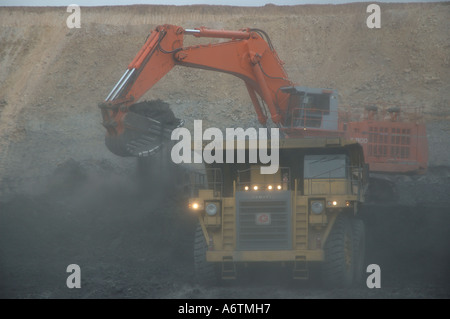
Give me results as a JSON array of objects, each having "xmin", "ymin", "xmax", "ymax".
[{"xmin": 99, "ymin": 24, "xmax": 428, "ymax": 178}]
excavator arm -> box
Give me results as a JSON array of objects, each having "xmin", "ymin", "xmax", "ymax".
[{"xmin": 99, "ymin": 24, "xmax": 293, "ymax": 157}]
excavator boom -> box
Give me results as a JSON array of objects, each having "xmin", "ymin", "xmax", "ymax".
[
  {"xmin": 104, "ymin": 25, "xmax": 292, "ymax": 120},
  {"xmin": 99, "ymin": 24, "xmax": 293, "ymax": 157}
]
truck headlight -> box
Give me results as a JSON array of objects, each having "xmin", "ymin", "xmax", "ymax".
[
  {"xmin": 311, "ymin": 201, "xmax": 324, "ymax": 214},
  {"xmin": 190, "ymin": 202, "xmax": 200, "ymax": 210},
  {"xmin": 205, "ymin": 203, "xmax": 218, "ymax": 216}
]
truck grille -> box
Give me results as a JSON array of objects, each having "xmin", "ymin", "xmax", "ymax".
[{"xmin": 236, "ymin": 191, "xmax": 291, "ymax": 250}]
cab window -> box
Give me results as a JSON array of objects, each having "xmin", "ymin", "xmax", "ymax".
[{"xmin": 304, "ymin": 154, "xmax": 347, "ymax": 179}]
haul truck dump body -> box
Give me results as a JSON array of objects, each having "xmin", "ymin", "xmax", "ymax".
[{"xmin": 189, "ymin": 137, "xmax": 367, "ymax": 287}]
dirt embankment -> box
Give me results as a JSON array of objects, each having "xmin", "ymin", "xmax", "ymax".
[{"xmin": 0, "ymin": 3, "xmax": 449, "ymax": 196}]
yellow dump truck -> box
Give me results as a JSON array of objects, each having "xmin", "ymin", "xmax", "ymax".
[{"xmin": 188, "ymin": 137, "xmax": 368, "ymax": 287}]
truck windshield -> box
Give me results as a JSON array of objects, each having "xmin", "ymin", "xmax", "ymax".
[{"xmin": 304, "ymin": 154, "xmax": 347, "ymax": 179}]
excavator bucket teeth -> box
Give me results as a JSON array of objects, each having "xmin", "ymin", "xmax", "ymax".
[{"xmin": 105, "ymin": 100, "xmax": 183, "ymax": 157}]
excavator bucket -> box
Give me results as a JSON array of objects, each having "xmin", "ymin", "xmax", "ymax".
[{"xmin": 104, "ymin": 100, "xmax": 183, "ymax": 157}]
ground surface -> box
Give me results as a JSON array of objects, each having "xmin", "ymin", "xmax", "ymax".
[
  {"xmin": 1, "ymin": 163, "xmax": 449, "ymax": 299},
  {"xmin": 0, "ymin": 3, "xmax": 449, "ymax": 299}
]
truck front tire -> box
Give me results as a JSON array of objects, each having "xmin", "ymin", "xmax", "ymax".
[
  {"xmin": 194, "ymin": 223, "xmax": 218, "ymax": 286},
  {"xmin": 322, "ymin": 215, "xmax": 355, "ymax": 287}
]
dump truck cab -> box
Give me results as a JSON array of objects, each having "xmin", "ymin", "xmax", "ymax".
[{"xmin": 189, "ymin": 137, "xmax": 367, "ymax": 287}]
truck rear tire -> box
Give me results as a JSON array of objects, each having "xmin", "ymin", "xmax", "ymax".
[
  {"xmin": 194, "ymin": 223, "xmax": 218, "ymax": 286},
  {"xmin": 322, "ymin": 215, "xmax": 354, "ymax": 287}
]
